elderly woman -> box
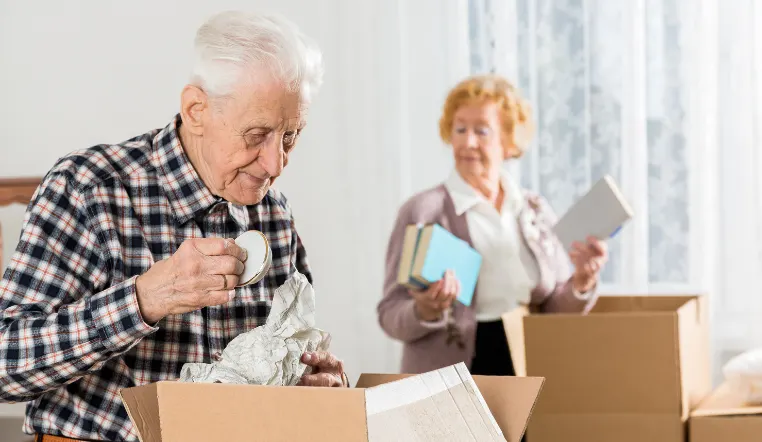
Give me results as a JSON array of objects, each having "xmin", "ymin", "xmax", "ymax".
[
  {"xmin": 378, "ymin": 75, "xmax": 609, "ymax": 376},
  {"xmin": 0, "ymin": 11, "xmax": 346, "ymax": 442}
]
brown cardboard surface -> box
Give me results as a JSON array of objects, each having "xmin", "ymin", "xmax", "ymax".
[
  {"xmin": 121, "ymin": 382, "xmax": 367, "ymax": 442},
  {"xmin": 121, "ymin": 383, "xmax": 160, "ymax": 442},
  {"xmin": 690, "ymin": 382, "xmax": 762, "ymax": 442},
  {"xmin": 523, "ymin": 312, "xmax": 682, "ymax": 413},
  {"xmin": 473, "ymin": 375, "xmax": 544, "ymax": 441},
  {"xmin": 690, "ymin": 416, "xmax": 762, "ymax": 442},
  {"xmin": 355, "ymin": 372, "xmax": 408, "ymax": 387},
  {"xmin": 357, "ymin": 372, "xmax": 544, "ymax": 442},
  {"xmin": 502, "ymin": 295, "xmax": 708, "ymax": 414},
  {"xmin": 528, "ymin": 413, "xmax": 682, "ymax": 442},
  {"xmin": 501, "ymin": 295, "xmax": 710, "ymax": 442},
  {"xmin": 122, "ymin": 364, "xmax": 543, "ymax": 442}
]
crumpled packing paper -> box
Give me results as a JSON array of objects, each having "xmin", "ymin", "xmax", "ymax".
[
  {"xmin": 179, "ymin": 271, "xmax": 330, "ymax": 385},
  {"xmin": 722, "ymin": 347, "xmax": 762, "ymax": 404}
]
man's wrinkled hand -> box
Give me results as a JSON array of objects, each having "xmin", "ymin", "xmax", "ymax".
[
  {"xmin": 297, "ymin": 351, "xmax": 347, "ymax": 388},
  {"xmin": 135, "ymin": 237, "xmax": 247, "ymax": 324}
]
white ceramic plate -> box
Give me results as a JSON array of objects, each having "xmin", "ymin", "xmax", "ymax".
[{"xmin": 234, "ymin": 230, "xmax": 271, "ymax": 287}]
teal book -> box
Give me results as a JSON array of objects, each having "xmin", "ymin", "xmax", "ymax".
[{"xmin": 410, "ymin": 224, "xmax": 482, "ymax": 306}]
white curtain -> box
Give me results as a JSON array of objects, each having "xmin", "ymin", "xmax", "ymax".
[{"xmin": 469, "ymin": 0, "xmax": 762, "ymax": 380}]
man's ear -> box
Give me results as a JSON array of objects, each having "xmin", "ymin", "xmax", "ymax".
[{"xmin": 180, "ymin": 85, "xmax": 209, "ymax": 136}]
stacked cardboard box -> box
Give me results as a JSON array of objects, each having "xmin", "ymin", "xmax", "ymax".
[
  {"xmin": 689, "ymin": 382, "xmax": 762, "ymax": 441},
  {"xmin": 502, "ymin": 295, "xmax": 711, "ymax": 442}
]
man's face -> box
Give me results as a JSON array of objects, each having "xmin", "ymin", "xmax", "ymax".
[{"xmin": 195, "ymin": 77, "xmax": 307, "ymax": 205}]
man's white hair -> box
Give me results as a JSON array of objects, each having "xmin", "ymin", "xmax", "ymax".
[{"xmin": 190, "ymin": 11, "xmax": 324, "ymax": 102}]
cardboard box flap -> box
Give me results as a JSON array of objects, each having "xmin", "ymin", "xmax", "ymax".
[
  {"xmin": 357, "ymin": 370, "xmax": 544, "ymax": 442},
  {"xmin": 473, "ymin": 375, "xmax": 544, "ymax": 441},
  {"xmin": 121, "ymin": 383, "xmax": 161, "ymax": 442},
  {"xmin": 590, "ymin": 295, "xmax": 698, "ymax": 315},
  {"xmin": 677, "ymin": 297, "xmax": 712, "ymax": 419},
  {"xmin": 501, "ymin": 306, "xmax": 528, "ymax": 377},
  {"xmin": 691, "ymin": 382, "xmax": 762, "ymax": 418},
  {"xmin": 356, "ymin": 373, "xmax": 408, "ymax": 388},
  {"xmin": 121, "ymin": 382, "xmax": 367, "ymax": 442}
]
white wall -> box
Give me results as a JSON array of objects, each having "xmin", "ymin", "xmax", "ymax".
[{"xmin": 0, "ymin": 0, "xmax": 470, "ymax": 416}]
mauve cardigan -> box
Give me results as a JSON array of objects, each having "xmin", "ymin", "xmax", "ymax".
[{"xmin": 377, "ymin": 184, "xmax": 599, "ymax": 374}]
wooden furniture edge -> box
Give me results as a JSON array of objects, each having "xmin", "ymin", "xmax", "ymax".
[
  {"xmin": 0, "ymin": 178, "xmax": 43, "ymax": 207},
  {"xmin": 0, "ymin": 177, "xmax": 43, "ymax": 267}
]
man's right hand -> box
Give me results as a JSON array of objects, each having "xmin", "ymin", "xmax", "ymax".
[
  {"xmin": 135, "ymin": 238, "xmax": 248, "ymax": 324},
  {"xmin": 409, "ymin": 270, "xmax": 460, "ymax": 322}
]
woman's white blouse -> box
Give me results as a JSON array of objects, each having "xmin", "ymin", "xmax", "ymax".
[{"xmin": 444, "ymin": 170, "xmax": 541, "ymax": 322}]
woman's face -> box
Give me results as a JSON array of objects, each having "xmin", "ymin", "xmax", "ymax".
[{"xmin": 450, "ymin": 101, "xmax": 511, "ymax": 182}]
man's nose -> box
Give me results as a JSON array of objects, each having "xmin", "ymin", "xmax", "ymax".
[{"xmin": 259, "ymin": 137, "xmax": 285, "ymax": 177}]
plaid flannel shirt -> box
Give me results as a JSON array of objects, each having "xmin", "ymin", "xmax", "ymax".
[{"xmin": 0, "ymin": 114, "xmax": 312, "ymax": 441}]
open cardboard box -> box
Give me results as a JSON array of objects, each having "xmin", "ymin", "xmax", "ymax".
[
  {"xmin": 690, "ymin": 381, "xmax": 762, "ymax": 442},
  {"xmin": 121, "ymin": 362, "xmax": 544, "ymax": 442},
  {"xmin": 502, "ymin": 295, "xmax": 711, "ymax": 442}
]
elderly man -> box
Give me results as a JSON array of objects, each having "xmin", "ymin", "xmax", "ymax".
[{"xmin": 0, "ymin": 11, "xmax": 344, "ymax": 442}]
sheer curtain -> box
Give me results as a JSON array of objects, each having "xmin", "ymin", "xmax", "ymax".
[{"xmin": 469, "ymin": 0, "xmax": 762, "ymax": 379}]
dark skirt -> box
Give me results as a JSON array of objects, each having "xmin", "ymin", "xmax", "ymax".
[
  {"xmin": 470, "ymin": 319, "xmax": 526, "ymax": 441},
  {"xmin": 470, "ymin": 319, "xmax": 516, "ymax": 376}
]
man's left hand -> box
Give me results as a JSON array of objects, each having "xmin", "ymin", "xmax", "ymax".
[{"xmin": 297, "ymin": 351, "xmax": 347, "ymax": 388}]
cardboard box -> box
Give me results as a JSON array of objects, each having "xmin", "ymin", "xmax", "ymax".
[
  {"xmin": 690, "ymin": 381, "xmax": 762, "ymax": 442},
  {"xmin": 121, "ymin": 362, "xmax": 544, "ymax": 442},
  {"xmin": 502, "ymin": 295, "xmax": 711, "ymax": 442}
]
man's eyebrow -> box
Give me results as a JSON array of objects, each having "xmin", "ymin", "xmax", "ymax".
[
  {"xmin": 239, "ymin": 115, "xmax": 278, "ymax": 132},
  {"xmin": 240, "ymin": 118, "xmax": 305, "ymax": 133},
  {"xmin": 242, "ymin": 123, "xmax": 274, "ymax": 133}
]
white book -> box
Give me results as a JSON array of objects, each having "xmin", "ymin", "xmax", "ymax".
[{"xmin": 552, "ymin": 175, "xmax": 634, "ymax": 252}]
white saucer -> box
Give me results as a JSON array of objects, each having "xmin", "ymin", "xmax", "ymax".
[{"xmin": 234, "ymin": 230, "xmax": 272, "ymax": 287}]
